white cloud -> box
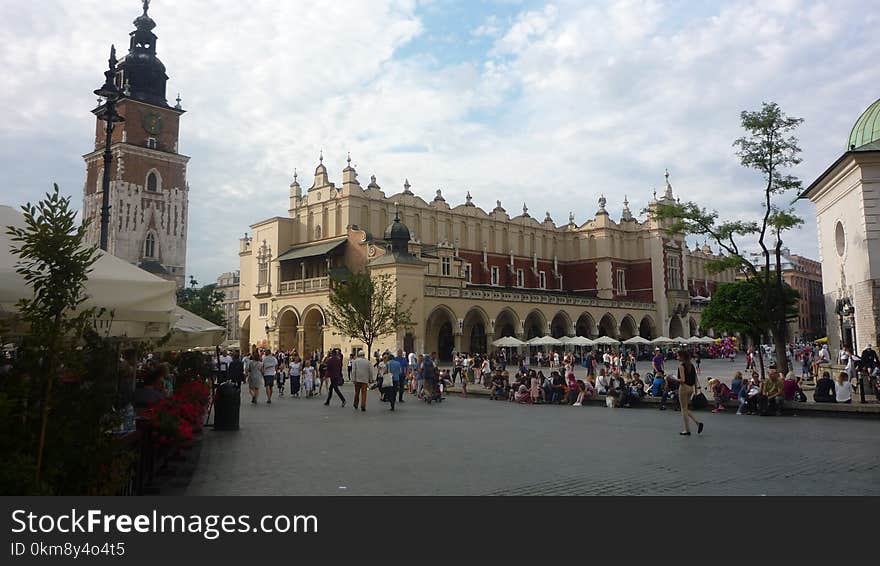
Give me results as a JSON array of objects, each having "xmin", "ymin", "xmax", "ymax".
[{"xmin": 1, "ymin": 0, "xmax": 878, "ymax": 284}]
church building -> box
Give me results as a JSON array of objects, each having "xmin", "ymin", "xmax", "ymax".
[
  {"xmin": 801, "ymin": 96, "xmax": 880, "ymax": 353},
  {"xmin": 81, "ymin": 1, "xmax": 189, "ymax": 287}
]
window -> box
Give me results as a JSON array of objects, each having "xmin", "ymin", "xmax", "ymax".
[
  {"xmin": 616, "ymin": 269, "xmax": 626, "ymax": 294},
  {"xmin": 516, "ymin": 269, "xmax": 524, "ymax": 287},
  {"xmin": 667, "ymin": 255, "xmax": 681, "ymax": 290},
  {"xmin": 259, "ymin": 302, "xmax": 268, "ymax": 318},
  {"xmin": 491, "ymin": 266, "xmax": 500, "ymax": 286},
  {"xmin": 147, "ymin": 138, "xmax": 157, "ymax": 149},
  {"xmin": 441, "ymin": 257, "xmax": 451, "ymax": 277},
  {"xmin": 539, "ymin": 271, "xmax": 546, "ymax": 289},
  {"xmin": 257, "ymin": 255, "xmax": 269, "ymax": 287},
  {"xmin": 464, "ymin": 263, "xmax": 472, "ymax": 283},
  {"xmin": 144, "ymin": 233, "xmax": 156, "ymax": 258},
  {"xmin": 146, "ymin": 171, "xmax": 158, "ymax": 192}
]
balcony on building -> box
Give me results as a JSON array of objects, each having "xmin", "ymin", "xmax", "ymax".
[{"xmin": 276, "ymin": 236, "xmax": 350, "ymax": 296}]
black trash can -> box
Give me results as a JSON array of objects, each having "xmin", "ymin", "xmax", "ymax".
[{"xmin": 214, "ymin": 380, "xmax": 240, "ymax": 431}]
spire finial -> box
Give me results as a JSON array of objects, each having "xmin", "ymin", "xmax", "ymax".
[
  {"xmin": 598, "ymin": 193, "xmax": 607, "ymax": 214},
  {"xmin": 174, "ymin": 92, "xmax": 181, "ymax": 109},
  {"xmin": 143, "ymin": 0, "xmax": 150, "ymax": 16},
  {"xmin": 664, "ymin": 168, "xmax": 674, "ymax": 199},
  {"xmin": 293, "ymin": 168, "xmax": 298, "ymax": 182},
  {"xmin": 403, "ymin": 178, "xmax": 412, "ymax": 194},
  {"xmin": 522, "ymin": 202, "xmax": 529, "ymax": 216},
  {"xmin": 347, "ymin": 152, "xmax": 351, "ymax": 165},
  {"xmin": 569, "ymin": 211, "xmax": 575, "ymax": 224},
  {"xmin": 465, "ymin": 191, "xmax": 473, "ymax": 206},
  {"xmin": 319, "ymin": 149, "xmax": 323, "ymax": 164}
]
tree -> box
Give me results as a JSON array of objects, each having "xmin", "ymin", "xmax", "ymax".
[
  {"xmin": 701, "ymin": 280, "xmax": 799, "ymax": 377},
  {"xmin": 176, "ymin": 282, "xmax": 226, "ymax": 326},
  {"xmin": 651, "ymin": 102, "xmax": 804, "ymax": 374},
  {"xmin": 325, "ymin": 272, "xmax": 414, "ymax": 357},
  {"xmin": 5, "ymin": 185, "xmax": 98, "ymax": 486}
]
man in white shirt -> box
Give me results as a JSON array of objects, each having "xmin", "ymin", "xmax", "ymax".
[
  {"xmin": 262, "ymin": 350, "xmax": 278, "ymax": 404},
  {"xmin": 351, "ymin": 350, "xmax": 373, "ymax": 412},
  {"xmin": 596, "ymin": 369, "xmax": 610, "ymax": 395}
]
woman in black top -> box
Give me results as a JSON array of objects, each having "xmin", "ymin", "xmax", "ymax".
[
  {"xmin": 676, "ymin": 350, "xmax": 704, "ymax": 436},
  {"xmin": 813, "ymin": 371, "xmax": 836, "ymax": 402}
]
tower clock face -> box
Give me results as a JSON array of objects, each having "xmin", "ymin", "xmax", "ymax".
[{"xmin": 143, "ymin": 112, "xmax": 162, "ymax": 135}]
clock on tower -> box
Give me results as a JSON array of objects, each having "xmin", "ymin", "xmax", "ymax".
[{"xmin": 81, "ymin": 1, "xmax": 190, "ymax": 288}]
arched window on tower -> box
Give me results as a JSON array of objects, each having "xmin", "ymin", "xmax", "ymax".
[
  {"xmin": 146, "ymin": 171, "xmax": 158, "ymax": 192},
  {"xmin": 144, "ymin": 233, "xmax": 156, "ymax": 258}
]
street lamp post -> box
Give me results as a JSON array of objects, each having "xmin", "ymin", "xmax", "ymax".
[{"xmin": 93, "ymin": 45, "xmax": 125, "ymax": 251}]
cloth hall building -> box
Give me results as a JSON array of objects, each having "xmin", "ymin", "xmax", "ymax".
[{"xmin": 237, "ymin": 157, "xmax": 735, "ymax": 359}]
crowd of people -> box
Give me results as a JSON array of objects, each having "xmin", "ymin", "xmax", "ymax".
[{"xmin": 209, "ymin": 337, "xmax": 876, "ymax": 436}]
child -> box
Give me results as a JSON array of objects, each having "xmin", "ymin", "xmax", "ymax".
[
  {"xmin": 276, "ymin": 361, "xmax": 287, "ymax": 397},
  {"xmin": 302, "ymin": 361, "xmax": 315, "ymax": 397},
  {"xmin": 708, "ymin": 378, "xmax": 725, "ymax": 413}
]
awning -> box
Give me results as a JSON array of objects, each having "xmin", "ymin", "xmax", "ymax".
[{"xmin": 275, "ymin": 237, "xmax": 347, "ymax": 262}]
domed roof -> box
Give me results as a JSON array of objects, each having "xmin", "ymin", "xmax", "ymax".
[
  {"xmin": 383, "ymin": 212, "xmax": 411, "ymax": 244},
  {"xmin": 848, "ymin": 97, "xmax": 880, "ymax": 150}
]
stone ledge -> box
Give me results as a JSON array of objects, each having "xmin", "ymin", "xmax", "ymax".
[{"xmin": 444, "ymin": 385, "xmax": 880, "ymax": 417}]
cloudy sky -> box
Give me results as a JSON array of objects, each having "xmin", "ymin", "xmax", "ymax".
[{"xmin": 2, "ymin": 0, "xmax": 878, "ymax": 284}]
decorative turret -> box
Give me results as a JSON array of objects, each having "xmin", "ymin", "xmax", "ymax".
[
  {"xmin": 521, "ymin": 203, "xmax": 530, "ymax": 217},
  {"xmin": 433, "ymin": 189, "xmax": 446, "ymax": 203},
  {"xmin": 403, "ymin": 178, "xmax": 413, "ymax": 195},
  {"xmin": 465, "ymin": 191, "xmax": 475, "ymax": 206},
  {"xmin": 309, "ymin": 150, "xmax": 330, "ymax": 191},
  {"xmin": 367, "ymin": 175, "xmax": 381, "ymax": 190},
  {"xmin": 493, "ymin": 200, "xmax": 506, "ymax": 213},
  {"xmin": 289, "ymin": 168, "xmax": 301, "ymax": 201},
  {"xmin": 383, "ymin": 205, "xmax": 411, "ymax": 254},
  {"xmin": 621, "ymin": 195, "xmax": 633, "ymax": 221},
  {"xmin": 342, "ymin": 152, "xmax": 358, "ymax": 186}
]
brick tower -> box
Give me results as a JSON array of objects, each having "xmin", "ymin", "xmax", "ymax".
[{"xmin": 82, "ymin": 1, "xmax": 189, "ymax": 287}]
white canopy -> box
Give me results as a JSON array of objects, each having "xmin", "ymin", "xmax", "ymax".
[
  {"xmin": 592, "ymin": 335, "xmax": 620, "ymax": 345},
  {"xmin": 622, "ymin": 336, "xmax": 652, "ymax": 345},
  {"xmin": 652, "ymin": 336, "xmax": 674, "ymax": 344},
  {"xmin": 698, "ymin": 336, "xmax": 717, "ymax": 344},
  {"xmin": 684, "ymin": 336, "xmax": 705, "ymax": 345},
  {"xmin": 1, "ymin": 204, "xmax": 177, "ymax": 339},
  {"xmin": 492, "ymin": 336, "xmax": 526, "ymax": 347},
  {"xmin": 527, "ymin": 335, "xmax": 562, "ymax": 346},
  {"xmin": 671, "ymin": 336, "xmax": 688, "ymax": 343},
  {"xmin": 560, "ymin": 335, "xmax": 595, "ymax": 346},
  {"xmin": 154, "ymin": 306, "xmax": 226, "ymax": 351}
]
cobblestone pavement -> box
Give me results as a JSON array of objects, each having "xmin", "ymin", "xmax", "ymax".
[{"xmin": 186, "ymin": 379, "xmax": 880, "ymax": 496}]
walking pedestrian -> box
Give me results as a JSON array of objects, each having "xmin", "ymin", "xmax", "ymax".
[
  {"xmin": 394, "ymin": 349, "xmax": 408, "ymax": 403},
  {"xmin": 247, "ymin": 350, "xmax": 263, "ymax": 404},
  {"xmin": 675, "ymin": 350, "xmax": 703, "ymax": 436},
  {"xmin": 387, "ymin": 352, "xmax": 403, "ymax": 411},
  {"xmin": 351, "ymin": 350, "xmax": 373, "ymax": 411},
  {"xmin": 262, "ymin": 349, "xmax": 278, "ymax": 404},
  {"xmin": 323, "ymin": 349, "xmax": 346, "ymax": 407}
]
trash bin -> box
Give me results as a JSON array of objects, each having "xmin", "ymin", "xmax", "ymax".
[{"xmin": 213, "ymin": 380, "xmax": 240, "ymax": 431}]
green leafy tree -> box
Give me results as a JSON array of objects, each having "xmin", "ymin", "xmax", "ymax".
[
  {"xmin": 325, "ymin": 272, "xmax": 414, "ymax": 357},
  {"xmin": 650, "ymin": 102, "xmax": 803, "ymax": 374},
  {"xmin": 701, "ymin": 280, "xmax": 799, "ymax": 377},
  {"xmin": 4, "ymin": 185, "xmax": 101, "ymax": 488},
  {"xmin": 176, "ymin": 280, "xmax": 226, "ymax": 326}
]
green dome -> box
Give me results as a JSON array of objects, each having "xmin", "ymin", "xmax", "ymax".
[{"xmin": 848, "ymin": 97, "xmax": 880, "ymax": 150}]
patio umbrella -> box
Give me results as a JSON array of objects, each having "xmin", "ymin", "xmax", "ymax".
[
  {"xmin": 527, "ymin": 335, "xmax": 562, "ymax": 346},
  {"xmin": 699, "ymin": 336, "xmax": 716, "ymax": 344},
  {"xmin": 154, "ymin": 306, "xmax": 226, "ymax": 351},
  {"xmin": 492, "ymin": 336, "xmax": 526, "ymax": 347},
  {"xmin": 563, "ymin": 335, "xmax": 595, "ymax": 346},
  {"xmin": 592, "ymin": 335, "xmax": 620, "ymax": 346},
  {"xmin": 652, "ymin": 336, "xmax": 673, "ymax": 344},
  {"xmin": 622, "ymin": 336, "xmax": 652, "ymax": 346},
  {"xmin": 1, "ymin": 204, "xmax": 177, "ymax": 339}
]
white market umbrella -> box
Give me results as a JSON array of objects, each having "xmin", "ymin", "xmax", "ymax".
[
  {"xmin": 592, "ymin": 335, "xmax": 620, "ymax": 346},
  {"xmin": 155, "ymin": 306, "xmax": 226, "ymax": 351},
  {"xmin": 699, "ymin": 336, "xmax": 717, "ymax": 344},
  {"xmin": 671, "ymin": 336, "xmax": 688, "ymax": 344},
  {"xmin": 492, "ymin": 336, "xmax": 526, "ymax": 348},
  {"xmin": 527, "ymin": 335, "xmax": 562, "ymax": 346},
  {"xmin": 684, "ymin": 336, "xmax": 704, "ymax": 345},
  {"xmin": 623, "ymin": 336, "xmax": 652, "ymax": 346},
  {"xmin": 561, "ymin": 335, "xmax": 595, "ymax": 346},
  {"xmin": 1, "ymin": 204, "xmax": 177, "ymax": 339},
  {"xmin": 652, "ymin": 336, "xmax": 674, "ymax": 344}
]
